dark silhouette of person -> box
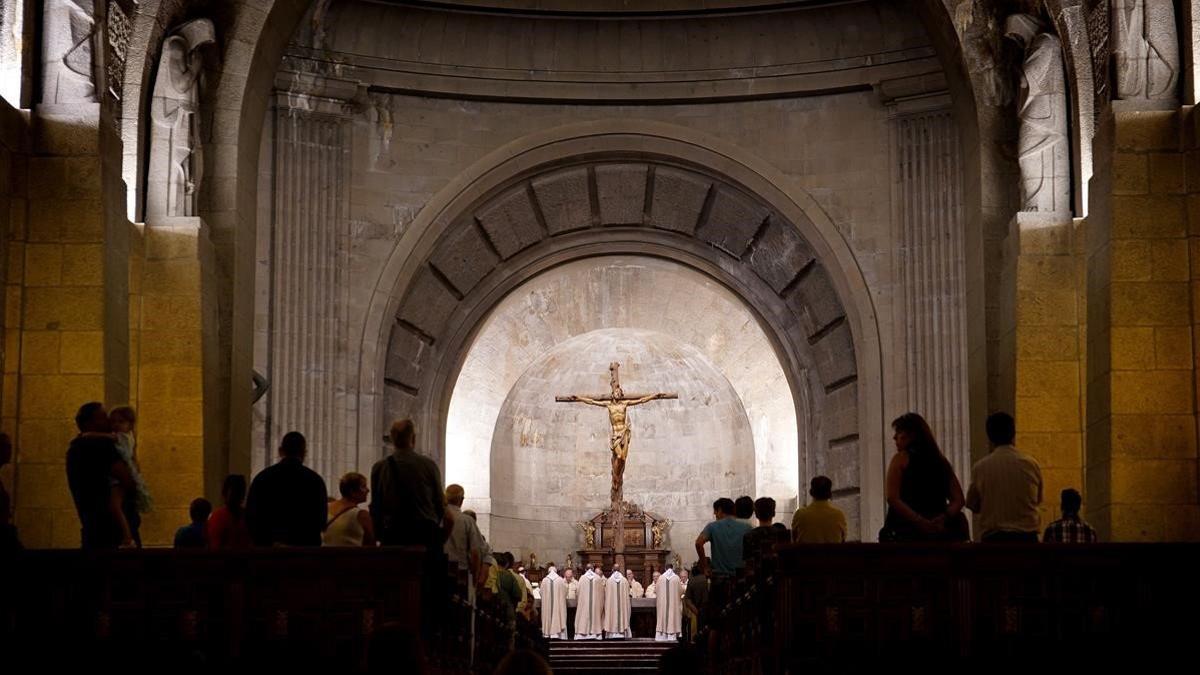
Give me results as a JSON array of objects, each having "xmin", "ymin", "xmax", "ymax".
[{"xmin": 245, "ymin": 432, "xmax": 327, "ymax": 546}]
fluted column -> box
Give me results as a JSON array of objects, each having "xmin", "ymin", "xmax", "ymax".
[
  {"xmin": 266, "ymin": 98, "xmax": 352, "ymax": 482},
  {"xmin": 891, "ymin": 106, "xmax": 972, "ymax": 481}
]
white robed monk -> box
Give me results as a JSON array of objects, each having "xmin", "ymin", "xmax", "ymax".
[
  {"xmin": 627, "ymin": 569, "xmax": 644, "ymax": 598},
  {"xmin": 603, "ymin": 567, "xmax": 632, "ymax": 639},
  {"xmin": 574, "ymin": 566, "xmax": 605, "ymax": 640},
  {"xmin": 540, "ymin": 565, "xmax": 568, "ymax": 639},
  {"xmin": 654, "ymin": 567, "xmax": 683, "ymax": 641}
]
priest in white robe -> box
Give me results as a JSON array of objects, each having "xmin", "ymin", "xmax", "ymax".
[
  {"xmin": 574, "ymin": 565, "xmax": 605, "ymax": 640},
  {"xmin": 564, "ymin": 568, "xmax": 579, "ymax": 600},
  {"xmin": 602, "ymin": 566, "xmax": 632, "ymax": 639},
  {"xmin": 644, "ymin": 571, "xmax": 661, "ymax": 599},
  {"xmin": 626, "ymin": 569, "xmax": 644, "ymax": 598},
  {"xmin": 540, "ymin": 565, "xmax": 569, "ymax": 639},
  {"xmin": 654, "ymin": 567, "xmax": 683, "ymax": 641}
]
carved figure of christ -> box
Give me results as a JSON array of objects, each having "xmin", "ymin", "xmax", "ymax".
[{"xmin": 556, "ymin": 362, "xmax": 678, "ymax": 507}]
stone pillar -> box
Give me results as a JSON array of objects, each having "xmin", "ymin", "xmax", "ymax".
[
  {"xmin": 12, "ymin": 98, "xmax": 130, "ymax": 547},
  {"xmin": 890, "ymin": 106, "xmax": 972, "ymax": 481},
  {"xmin": 1086, "ymin": 106, "xmax": 1200, "ymax": 541},
  {"xmin": 264, "ymin": 92, "xmax": 353, "ymax": 481},
  {"xmin": 1012, "ymin": 212, "xmax": 1085, "ymax": 529},
  {"xmin": 132, "ymin": 218, "xmax": 215, "ymax": 544}
]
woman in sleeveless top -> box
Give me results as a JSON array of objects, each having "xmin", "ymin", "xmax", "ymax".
[
  {"xmin": 881, "ymin": 412, "xmax": 968, "ymax": 542},
  {"xmin": 324, "ymin": 472, "xmax": 376, "ymax": 547}
]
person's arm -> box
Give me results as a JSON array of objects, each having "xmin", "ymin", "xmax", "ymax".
[
  {"xmin": 945, "ymin": 464, "xmax": 965, "ymax": 517},
  {"xmin": 886, "ymin": 453, "xmax": 932, "ymax": 530},
  {"xmin": 1034, "ymin": 461, "xmax": 1044, "ymax": 506},
  {"xmin": 627, "ymin": 393, "xmax": 671, "ymax": 406},
  {"xmin": 315, "ymin": 477, "xmax": 329, "ymax": 541},
  {"xmin": 561, "ymin": 395, "xmax": 606, "ymax": 407},
  {"xmin": 695, "ymin": 528, "xmax": 710, "ymax": 576},
  {"xmin": 110, "ymin": 484, "xmax": 134, "ymax": 547},
  {"xmin": 369, "ymin": 462, "xmax": 382, "ymax": 527},
  {"xmin": 965, "ymin": 477, "xmax": 981, "ymax": 513},
  {"xmin": 358, "ymin": 510, "xmax": 376, "ymax": 547}
]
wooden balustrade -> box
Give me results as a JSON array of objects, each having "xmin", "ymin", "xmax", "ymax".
[
  {"xmin": 708, "ymin": 543, "xmax": 1200, "ymax": 671},
  {"xmin": 0, "ymin": 547, "xmax": 545, "ymax": 673}
]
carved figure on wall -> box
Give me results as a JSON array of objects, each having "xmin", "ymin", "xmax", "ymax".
[
  {"xmin": 42, "ymin": 0, "xmax": 96, "ymax": 104},
  {"xmin": 1005, "ymin": 14, "xmax": 1071, "ymax": 214},
  {"xmin": 556, "ymin": 363, "xmax": 677, "ymax": 505},
  {"xmin": 651, "ymin": 519, "xmax": 670, "ymax": 549},
  {"xmin": 577, "ymin": 521, "xmax": 596, "ymax": 549},
  {"xmin": 1113, "ymin": 0, "xmax": 1179, "ymax": 101},
  {"xmin": 148, "ymin": 19, "xmax": 217, "ymax": 218}
]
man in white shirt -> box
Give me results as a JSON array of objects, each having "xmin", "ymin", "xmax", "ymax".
[
  {"xmin": 966, "ymin": 412, "xmax": 1044, "ymax": 542},
  {"xmin": 443, "ymin": 484, "xmax": 494, "ymax": 587}
]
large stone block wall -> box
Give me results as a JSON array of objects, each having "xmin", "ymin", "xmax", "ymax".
[{"xmin": 1087, "ymin": 107, "xmax": 1200, "ymax": 541}]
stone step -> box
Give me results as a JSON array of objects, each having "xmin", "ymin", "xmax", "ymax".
[{"xmin": 548, "ymin": 638, "xmax": 675, "ymax": 673}]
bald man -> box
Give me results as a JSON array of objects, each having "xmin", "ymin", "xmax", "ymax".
[{"xmin": 444, "ymin": 483, "xmax": 493, "ymax": 588}]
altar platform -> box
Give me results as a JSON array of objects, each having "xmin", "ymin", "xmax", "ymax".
[{"xmin": 534, "ymin": 597, "xmax": 669, "ymax": 640}]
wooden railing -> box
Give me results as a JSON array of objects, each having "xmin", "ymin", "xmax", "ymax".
[
  {"xmin": 710, "ymin": 543, "xmax": 1200, "ymax": 671},
  {"xmin": 0, "ymin": 548, "xmax": 544, "ymax": 673}
]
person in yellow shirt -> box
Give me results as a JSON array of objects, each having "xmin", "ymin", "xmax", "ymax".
[{"xmin": 791, "ymin": 476, "xmax": 848, "ymax": 543}]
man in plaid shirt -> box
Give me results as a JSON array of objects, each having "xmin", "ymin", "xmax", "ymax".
[{"xmin": 1042, "ymin": 488, "xmax": 1098, "ymax": 543}]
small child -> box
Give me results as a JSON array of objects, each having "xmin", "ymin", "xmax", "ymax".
[{"xmin": 109, "ymin": 406, "xmax": 153, "ymax": 514}]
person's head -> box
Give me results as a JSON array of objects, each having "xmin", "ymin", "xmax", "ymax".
[
  {"xmin": 735, "ymin": 495, "xmax": 754, "ymax": 519},
  {"xmin": 713, "ymin": 497, "xmax": 736, "ymax": 518},
  {"xmin": 222, "ymin": 474, "xmax": 248, "ymax": 510},
  {"xmin": 753, "ymin": 496, "xmax": 777, "ymax": 524},
  {"xmin": 680, "ymin": 568, "xmax": 689, "ymax": 581},
  {"xmin": 891, "ymin": 412, "xmax": 941, "ymax": 458},
  {"xmin": 626, "ymin": 568, "xmax": 635, "ymax": 579},
  {"xmin": 75, "ymin": 402, "xmax": 109, "ymax": 433},
  {"xmin": 0, "ymin": 432, "xmax": 11, "ymax": 468},
  {"xmin": 279, "ymin": 431, "xmax": 307, "ymax": 461},
  {"xmin": 445, "ymin": 483, "xmax": 465, "ymax": 507},
  {"xmin": 517, "ymin": 565, "xmax": 526, "ymax": 575},
  {"xmin": 493, "ymin": 649, "xmax": 553, "ymax": 675},
  {"xmin": 1003, "ymin": 13, "xmax": 1039, "ymax": 49},
  {"xmin": 189, "ymin": 497, "xmax": 212, "ymax": 524},
  {"xmin": 462, "ymin": 508, "xmax": 477, "ymax": 522},
  {"xmin": 809, "ymin": 475, "xmax": 834, "ymax": 501},
  {"xmin": 652, "ymin": 571, "xmax": 660, "ymax": 581},
  {"xmin": 339, "ymin": 472, "xmax": 369, "ymax": 504},
  {"xmin": 564, "ymin": 568, "xmax": 574, "ymax": 580},
  {"xmin": 109, "ymin": 406, "xmax": 137, "ymax": 434},
  {"xmin": 986, "ymin": 412, "xmax": 1017, "ymax": 447},
  {"xmin": 390, "ymin": 419, "xmax": 416, "ymax": 451},
  {"xmin": 1061, "ymin": 488, "xmax": 1083, "ymax": 517}
]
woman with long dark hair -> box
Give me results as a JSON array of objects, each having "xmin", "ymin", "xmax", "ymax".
[
  {"xmin": 207, "ymin": 474, "xmax": 252, "ymax": 549},
  {"xmin": 880, "ymin": 413, "xmax": 968, "ymax": 542}
]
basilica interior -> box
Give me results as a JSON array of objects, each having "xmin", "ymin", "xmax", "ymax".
[{"xmin": 3, "ymin": 0, "xmax": 1200, "ymax": 672}]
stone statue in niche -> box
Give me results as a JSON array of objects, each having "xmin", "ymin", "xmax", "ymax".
[
  {"xmin": 1113, "ymin": 0, "xmax": 1179, "ymax": 101},
  {"xmin": 148, "ymin": 19, "xmax": 217, "ymax": 218},
  {"xmin": 1005, "ymin": 14, "xmax": 1071, "ymax": 214},
  {"xmin": 41, "ymin": 0, "xmax": 96, "ymax": 104}
]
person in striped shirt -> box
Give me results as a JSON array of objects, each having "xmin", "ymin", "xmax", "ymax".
[{"xmin": 1043, "ymin": 488, "xmax": 1098, "ymax": 543}]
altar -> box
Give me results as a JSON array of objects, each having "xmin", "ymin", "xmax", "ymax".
[
  {"xmin": 575, "ymin": 501, "xmax": 675, "ymax": 580},
  {"xmin": 534, "ymin": 597, "xmax": 668, "ymax": 640}
]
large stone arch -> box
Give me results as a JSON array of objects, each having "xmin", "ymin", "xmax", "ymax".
[
  {"xmin": 116, "ymin": 0, "xmax": 991, "ymax": 505},
  {"xmin": 359, "ymin": 120, "xmax": 884, "ymax": 537}
]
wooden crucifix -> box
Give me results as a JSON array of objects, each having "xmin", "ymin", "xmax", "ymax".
[{"xmin": 556, "ymin": 362, "xmax": 678, "ymax": 508}]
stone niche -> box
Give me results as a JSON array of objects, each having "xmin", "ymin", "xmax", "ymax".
[{"xmin": 487, "ymin": 327, "xmax": 756, "ymax": 567}]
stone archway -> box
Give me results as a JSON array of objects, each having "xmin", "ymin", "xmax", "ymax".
[{"xmin": 361, "ymin": 122, "xmax": 883, "ymax": 538}]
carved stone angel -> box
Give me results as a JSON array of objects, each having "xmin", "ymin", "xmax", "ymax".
[{"xmin": 577, "ymin": 521, "xmax": 596, "ymax": 549}]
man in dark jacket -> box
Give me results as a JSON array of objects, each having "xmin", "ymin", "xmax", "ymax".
[
  {"xmin": 66, "ymin": 402, "xmax": 135, "ymax": 549},
  {"xmin": 245, "ymin": 431, "xmax": 327, "ymax": 546}
]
